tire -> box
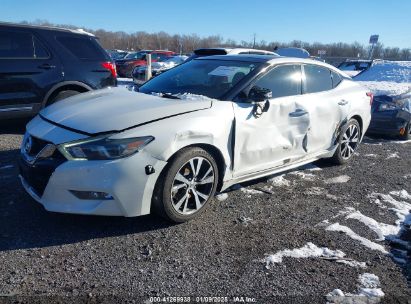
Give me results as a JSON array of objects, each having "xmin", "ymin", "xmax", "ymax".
[
  {"xmin": 48, "ymin": 90, "xmax": 81, "ymax": 105},
  {"xmin": 400, "ymin": 123, "xmax": 411, "ymax": 140},
  {"xmin": 330, "ymin": 119, "xmax": 361, "ymax": 165},
  {"xmin": 152, "ymin": 147, "xmax": 219, "ymax": 223}
]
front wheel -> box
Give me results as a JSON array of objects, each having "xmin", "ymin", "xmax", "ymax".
[
  {"xmin": 152, "ymin": 147, "xmax": 219, "ymax": 223},
  {"xmin": 330, "ymin": 119, "xmax": 361, "ymax": 165}
]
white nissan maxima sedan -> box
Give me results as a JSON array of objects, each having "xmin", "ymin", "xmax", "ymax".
[{"xmin": 19, "ymin": 55, "xmax": 372, "ymax": 222}]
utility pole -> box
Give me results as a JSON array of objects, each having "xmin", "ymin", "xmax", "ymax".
[{"xmin": 252, "ymin": 33, "xmax": 256, "ymax": 49}]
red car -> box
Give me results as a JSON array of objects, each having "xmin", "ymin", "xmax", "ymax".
[{"xmin": 115, "ymin": 50, "xmax": 175, "ymax": 77}]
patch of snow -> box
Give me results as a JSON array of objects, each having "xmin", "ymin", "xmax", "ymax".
[
  {"xmin": 355, "ymin": 60, "xmax": 411, "ymax": 83},
  {"xmin": 289, "ymin": 171, "xmax": 316, "ymax": 181},
  {"xmin": 390, "ymin": 189, "xmax": 411, "ymax": 201},
  {"xmin": 326, "ymin": 273, "xmax": 384, "ymax": 304},
  {"xmin": 364, "ymin": 154, "xmax": 378, "ymax": 158},
  {"xmin": 404, "ymin": 174, "xmax": 411, "ymax": 179},
  {"xmin": 336, "ymin": 260, "xmax": 367, "ymax": 269},
  {"xmin": 325, "ymin": 223, "xmax": 388, "ymax": 253},
  {"xmin": 175, "ymin": 93, "xmax": 216, "ymax": 102},
  {"xmin": 370, "ymin": 192, "xmax": 411, "ymax": 226},
  {"xmin": 305, "ymin": 187, "xmax": 326, "ymax": 196},
  {"xmin": 387, "ymin": 139, "xmax": 411, "ymax": 144},
  {"xmin": 298, "ymin": 163, "xmax": 323, "ymax": 171},
  {"xmin": 386, "ymin": 152, "xmax": 400, "ymax": 159},
  {"xmin": 305, "ymin": 187, "xmax": 339, "ymax": 201},
  {"xmin": 240, "ymin": 188, "xmax": 264, "ymax": 195},
  {"xmin": 268, "ymin": 175, "xmax": 291, "ymax": 187},
  {"xmin": 358, "ymin": 273, "xmax": 380, "ymax": 289},
  {"xmin": 264, "ymin": 242, "xmax": 365, "ymax": 269},
  {"xmin": 324, "ymin": 175, "xmax": 351, "ymax": 184},
  {"xmin": 357, "ymin": 81, "xmax": 411, "ymax": 96},
  {"xmin": 215, "ymin": 193, "xmax": 228, "ymax": 201},
  {"xmin": 346, "ymin": 210, "xmax": 399, "ymax": 241}
]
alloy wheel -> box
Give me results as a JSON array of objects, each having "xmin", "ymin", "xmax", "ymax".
[
  {"xmin": 340, "ymin": 124, "xmax": 360, "ymax": 160},
  {"xmin": 170, "ymin": 157, "xmax": 215, "ymax": 215}
]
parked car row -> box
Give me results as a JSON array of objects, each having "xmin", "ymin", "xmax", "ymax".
[
  {"xmin": 115, "ymin": 50, "xmax": 175, "ymax": 77},
  {"xmin": 132, "ymin": 55, "xmax": 188, "ymax": 83},
  {"xmin": 130, "ymin": 48, "xmax": 277, "ymax": 84}
]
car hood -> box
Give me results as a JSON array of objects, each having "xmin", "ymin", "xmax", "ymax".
[{"xmin": 40, "ymin": 88, "xmax": 212, "ymax": 135}]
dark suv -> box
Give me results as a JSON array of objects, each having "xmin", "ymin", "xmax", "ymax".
[{"xmin": 0, "ymin": 23, "xmax": 117, "ymax": 119}]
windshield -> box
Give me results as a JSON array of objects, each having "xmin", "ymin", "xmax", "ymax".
[
  {"xmin": 139, "ymin": 59, "xmax": 261, "ymax": 99},
  {"xmin": 165, "ymin": 56, "xmax": 188, "ymax": 64},
  {"xmin": 124, "ymin": 51, "xmax": 146, "ymax": 60}
]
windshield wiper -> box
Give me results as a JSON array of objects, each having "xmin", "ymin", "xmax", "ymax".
[{"xmin": 157, "ymin": 92, "xmax": 181, "ymax": 100}]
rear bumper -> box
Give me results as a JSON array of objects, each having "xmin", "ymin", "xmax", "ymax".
[{"xmin": 367, "ymin": 114, "xmax": 409, "ymax": 136}]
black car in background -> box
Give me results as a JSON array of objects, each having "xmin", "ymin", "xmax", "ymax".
[
  {"xmin": 337, "ymin": 59, "xmax": 373, "ymax": 77},
  {"xmin": 368, "ymin": 93, "xmax": 411, "ymax": 140},
  {"xmin": 0, "ymin": 23, "xmax": 117, "ymax": 119}
]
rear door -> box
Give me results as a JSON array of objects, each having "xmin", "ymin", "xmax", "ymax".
[
  {"xmin": 0, "ymin": 28, "xmax": 62, "ymax": 112},
  {"xmin": 55, "ymin": 34, "xmax": 115, "ymax": 88},
  {"xmin": 233, "ymin": 64, "xmax": 310, "ymax": 177},
  {"xmin": 298, "ymin": 64, "xmax": 349, "ymax": 153}
]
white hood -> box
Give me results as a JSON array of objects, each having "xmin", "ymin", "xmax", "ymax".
[{"xmin": 40, "ymin": 88, "xmax": 212, "ymax": 134}]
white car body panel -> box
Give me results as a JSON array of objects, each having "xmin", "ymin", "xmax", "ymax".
[
  {"xmin": 40, "ymin": 88, "xmax": 212, "ymax": 134},
  {"xmin": 20, "ymin": 57, "xmax": 371, "ymax": 217}
]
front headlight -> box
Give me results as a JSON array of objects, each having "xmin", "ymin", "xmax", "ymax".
[{"xmin": 58, "ymin": 135, "xmax": 154, "ymax": 160}]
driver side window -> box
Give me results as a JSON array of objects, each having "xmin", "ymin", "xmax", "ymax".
[{"xmin": 254, "ymin": 65, "xmax": 302, "ymax": 99}]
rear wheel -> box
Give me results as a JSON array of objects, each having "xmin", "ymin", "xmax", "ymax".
[
  {"xmin": 330, "ymin": 119, "xmax": 361, "ymax": 165},
  {"xmin": 152, "ymin": 147, "xmax": 219, "ymax": 223},
  {"xmin": 400, "ymin": 123, "xmax": 411, "ymax": 140}
]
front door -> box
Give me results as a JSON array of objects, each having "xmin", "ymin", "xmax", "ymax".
[{"xmin": 233, "ymin": 64, "xmax": 311, "ymax": 177}]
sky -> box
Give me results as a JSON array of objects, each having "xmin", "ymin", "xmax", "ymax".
[{"xmin": 0, "ymin": 0, "xmax": 410, "ymax": 49}]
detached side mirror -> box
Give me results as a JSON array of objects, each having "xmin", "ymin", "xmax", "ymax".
[
  {"xmin": 249, "ymin": 86, "xmax": 272, "ymax": 102},
  {"xmin": 248, "ymin": 86, "xmax": 271, "ymax": 118}
]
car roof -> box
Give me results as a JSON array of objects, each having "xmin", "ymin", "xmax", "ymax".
[
  {"xmin": 196, "ymin": 55, "xmax": 350, "ymax": 77},
  {"xmin": 196, "ymin": 54, "xmax": 279, "ymax": 63},
  {"xmin": 194, "ymin": 47, "xmax": 275, "ymax": 55},
  {"xmin": 0, "ymin": 22, "xmax": 95, "ymax": 36}
]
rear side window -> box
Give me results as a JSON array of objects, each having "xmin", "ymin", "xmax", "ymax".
[
  {"xmin": 0, "ymin": 31, "xmax": 32, "ymax": 58},
  {"xmin": 0, "ymin": 30, "xmax": 49, "ymax": 59},
  {"xmin": 303, "ymin": 65, "xmax": 333, "ymax": 93},
  {"xmin": 331, "ymin": 71, "xmax": 342, "ymax": 88},
  {"xmin": 254, "ymin": 65, "xmax": 302, "ymax": 99},
  {"xmin": 57, "ymin": 36, "xmax": 106, "ymax": 60}
]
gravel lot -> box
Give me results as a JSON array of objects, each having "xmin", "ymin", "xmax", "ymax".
[{"xmin": 0, "ymin": 118, "xmax": 410, "ymax": 304}]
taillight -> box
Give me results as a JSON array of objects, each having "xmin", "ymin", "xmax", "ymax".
[
  {"xmin": 366, "ymin": 92, "xmax": 374, "ymax": 105},
  {"xmin": 101, "ymin": 62, "xmax": 117, "ymax": 78}
]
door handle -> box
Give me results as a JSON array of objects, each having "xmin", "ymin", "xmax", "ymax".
[
  {"xmin": 289, "ymin": 109, "xmax": 308, "ymax": 117},
  {"xmin": 38, "ymin": 63, "xmax": 56, "ymax": 70},
  {"xmin": 338, "ymin": 100, "xmax": 349, "ymax": 106}
]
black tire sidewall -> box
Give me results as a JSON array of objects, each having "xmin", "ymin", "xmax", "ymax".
[
  {"xmin": 154, "ymin": 147, "xmax": 219, "ymax": 223},
  {"xmin": 49, "ymin": 90, "xmax": 80, "ymax": 105},
  {"xmin": 400, "ymin": 123, "xmax": 411, "ymax": 140},
  {"xmin": 332, "ymin": 119, "xmax": 361, "ymax": 165}
]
